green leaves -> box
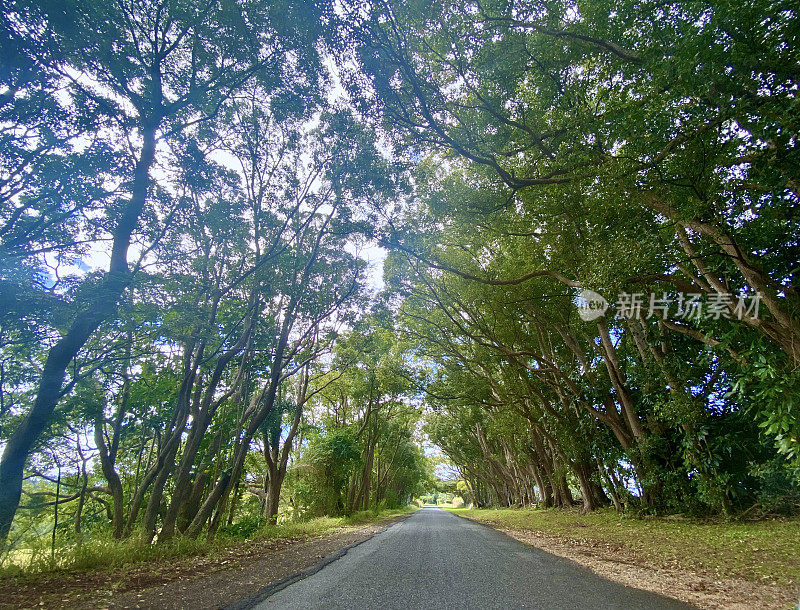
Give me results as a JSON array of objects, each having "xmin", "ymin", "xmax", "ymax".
[{"xmin": 370, "ymin": 0, "xmax": 800, "ymax": 515}]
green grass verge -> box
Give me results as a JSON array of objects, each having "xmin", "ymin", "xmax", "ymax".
[
  {"xmin": 1, "ymin": 506, "xmax": 416, "ymax": 578},
  {"xmin": 447, "ymin": 507, "xmax": 800, "ymax": 586}
]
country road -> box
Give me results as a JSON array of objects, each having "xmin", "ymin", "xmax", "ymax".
[{"xmin": 248, "ymin": 508, "xmax": 692, "ymax": 609}]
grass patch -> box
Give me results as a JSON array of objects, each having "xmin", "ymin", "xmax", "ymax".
[
  {"xmin": 447, "ymin": 507, "xmax": 800, "ymax": 586},
  {"xmin": 343, "ymin": 507, "xmax": 416, "ymax": 525},
  {"xmin": 251, "ymin": 507, "xmax": 416, "ymax": 539},
  {"xmin": 0, "ymin": 506, "xmax": 416, "ymax": 579}
]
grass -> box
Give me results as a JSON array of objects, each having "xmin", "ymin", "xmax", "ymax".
[
  {"xmin": 0, "ymin": 506, "xmax": 416, "ymax": 579},
  {"xmin": 446, "ymin": 507, "xmax": 800, "ymax": 586}
]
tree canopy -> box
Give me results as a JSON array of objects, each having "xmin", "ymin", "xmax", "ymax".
[{"xmin": 0, "ymin": 0, "xmax": 798, "ymax": 558}]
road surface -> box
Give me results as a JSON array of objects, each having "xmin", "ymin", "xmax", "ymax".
[{"xmin": 252, "ymin": 507, "xmax": 691, "ymax": 609}]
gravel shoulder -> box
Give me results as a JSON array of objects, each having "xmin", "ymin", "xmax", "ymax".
[{"xmin": 453, "ymin": 511, "xmax": 797, "ymax": 610}]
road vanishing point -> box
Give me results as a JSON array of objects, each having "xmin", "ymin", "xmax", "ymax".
[{"xmin": 248, "ymin": 508, "xmax": 691, "ymax": 609}]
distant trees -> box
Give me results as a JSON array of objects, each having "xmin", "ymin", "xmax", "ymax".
[{"xmin": 291, "ymin": 317, "xmax": 428, "ymax": 518}]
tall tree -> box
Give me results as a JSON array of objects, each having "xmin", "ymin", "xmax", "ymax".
[{"xmin": 0, "ymin": 0, "xmax": 332, "ymax": 541}]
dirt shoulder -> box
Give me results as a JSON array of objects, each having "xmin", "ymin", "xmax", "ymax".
[
  {"xmin": 451, "ymin": 509, "xmax": 798, "ymax": 610},
  {"xmin": 0, "ymin": 514, "xmax": 410, "ymax": 609}
]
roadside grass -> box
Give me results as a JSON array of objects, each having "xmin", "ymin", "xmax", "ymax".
[
  {"xmin": 0, "ymin": 506, "xmax": 416, "ymax": 580},
  {"xmin": 447, "ymin": 507, "xmax": 800, "ymax": 586}
]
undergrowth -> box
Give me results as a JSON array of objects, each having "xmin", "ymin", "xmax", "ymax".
[{"xmin": 0, "ymin": 506, "xmax": 415, "ymax": 579}]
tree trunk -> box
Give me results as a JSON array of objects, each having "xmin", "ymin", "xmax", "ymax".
[
  {"xmin": 227, "ymin": 479, "xmax": 241, "ymax": 526},
  {"xmin": 177, "ymin": 471, "xmax": 208, "ymax": 533},
  {"xmin": 161, "ymin": 311, "xmax": 251, "ymax": 541},
  {"xmin": 574, "ymin": 461, "xmax": 608, "ymax": 512},
  {"xmin": 0, "ymin": 122, "xmax": 157, "ymax": 541},
  {"xmin": 143, "ymin": 451, "xmax": 174, "ymax": 542},
  {"xmin": 94, "ymin": 410, "xmax": 125, "ymax": 538},
  {"xmin": 74, "ymin": 464, "xmax": 87, "ymax": 534},
  {"xmin": 264, "ymin": 469, "xmax": 283, "ymax": 523},
  {"xmin": 597, "ymin": 459, "xmax": 623, "ymax": 512}
]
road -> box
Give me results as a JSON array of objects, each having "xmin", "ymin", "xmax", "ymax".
[{"xmin": 252, "ymin": 507, "xmax": 691, "ymax": 609}]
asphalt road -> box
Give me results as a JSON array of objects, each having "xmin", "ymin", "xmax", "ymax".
[{"xmin": 254, "ymin": 507, "xmax": 692, "ymax": 609}]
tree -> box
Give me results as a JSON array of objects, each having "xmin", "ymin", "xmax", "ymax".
[{"xmin": 0, "ymin": 0, "xmax": 334, "ymax": 541}]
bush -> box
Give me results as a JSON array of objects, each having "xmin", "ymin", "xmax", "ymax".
[
  {"xmin": 753, "ymin": 460, "xmax": 800, "ymax": 515},
  {"xmin": 217, "ymin": 515, "xmax": 265, "ymax": 539}
]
